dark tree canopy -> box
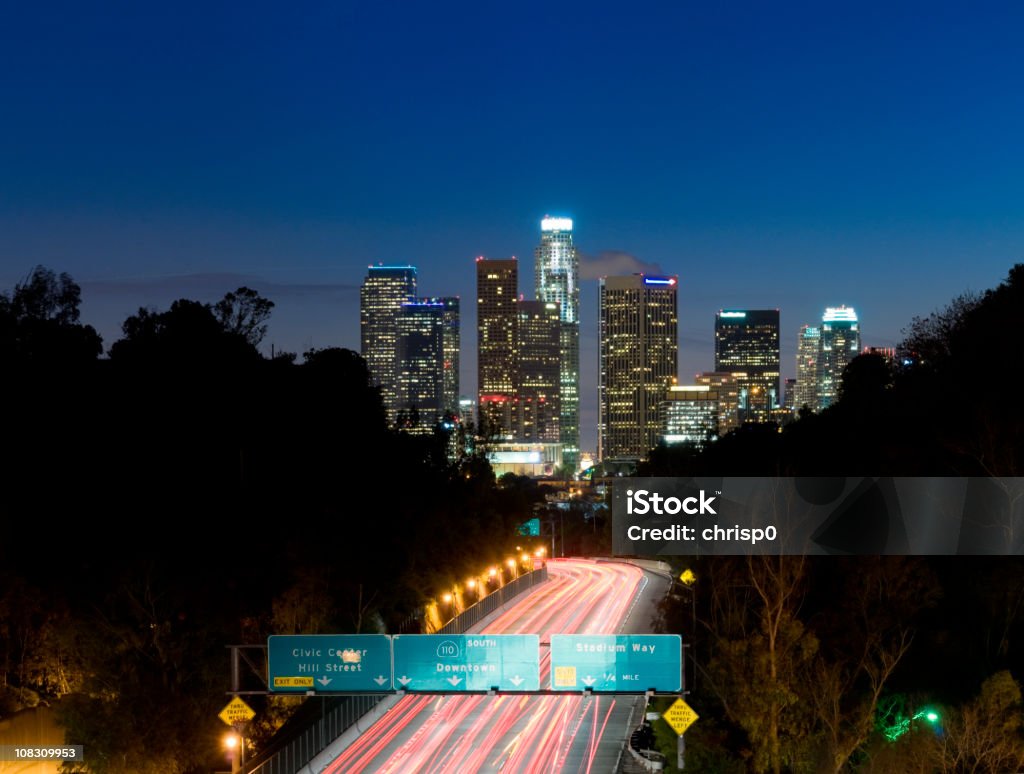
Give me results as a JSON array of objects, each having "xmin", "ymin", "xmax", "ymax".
[
  {"xmin": 213, "ymin": 286, "xmax": 275, "ymax": 346},
  {"xmin": 109, "ymin": 298, "xmax": 261, "ymax": 366},
  {"xmin": 0, "ymin": 266, "xmax": 102, "ymax": 363}
]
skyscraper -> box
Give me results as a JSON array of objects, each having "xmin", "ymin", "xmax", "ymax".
[
  {"xmin": 695, "ymin": 372, "xmax": 741, "ymax": 436},
  {"xmin": 661, "ymin": 385, "xmax": 720, "ymax": 447},
  {"xmin": 714, "ymin": 309, "xmax": 780, "ymax": 423},
  {"xmin": 439, "ymin": 297, "xmax": 460, "ymax": 418},
  {"xmin": 795, "ymin": 324, "xmax": 821, "ymax": 413},
  {"xmin": 818, "ymin": 306, "xmax": 860, "ymax": 409},
  {"xmin": 360, "ymin": 265, "xmax": 416, "ymax": 422},
  {"xmin": 599, "ymin": 274, "xmax": 678, "ymax": 461},
  {"xmin": 394, "ymin": 297, "xmax": 460, "ymax": 434},
  {"xmin": 516, "ymin": 300, "xmax": 561, "ymax": 443},
  {"xmin": 476, "ymin": 257, "xmax": 518, "ymax": 438},
  {"xmin": 535, "ymin": 217, "xmax": 580, "ymax": 468}
]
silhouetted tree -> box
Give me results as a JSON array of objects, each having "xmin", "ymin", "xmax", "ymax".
[
  {"xmin": 109, "ymin": 298, "xmax": 259, "ymax": 366},
  {"xmin": 213, "ymin": 286, "xmax": 275, "ymax": 346},
  {"xmin": 0, "ymin": 266, "xmax": 101, "ymax": 362}
]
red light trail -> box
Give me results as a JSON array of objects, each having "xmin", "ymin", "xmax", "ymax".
[{"xmin": 321, "ymin": 559, "xmax": 645, "ymax": 773}]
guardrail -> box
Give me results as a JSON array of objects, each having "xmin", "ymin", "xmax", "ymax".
[{"xmin": 243, "ymin": 565, "xmax": 549, "ymax": 774}]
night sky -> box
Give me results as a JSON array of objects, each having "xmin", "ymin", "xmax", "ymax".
[{"xmin": 3, "ymin": 1, "xmax": 1023, "ymax": 452}]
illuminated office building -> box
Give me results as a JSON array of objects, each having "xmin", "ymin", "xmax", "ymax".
[
  {"xmin": 661, "ymin": 385, "xmax": 720, "ymax": 447},
  {"xmin": 439, "ymin": 297, "xmax": 460, "ymax": 417},
  {"xmin": 535, "ymin": 217, "xmax": 580, "ymax": 468},
  {"xmin": 695, "ymin": 372, "xmax": 741, "ymax": 436},
  {"xmin": 476, "ymin": 257, "xmax": 518, "ymax": 438},
  {"xmin": 360, "ymin": 265, "xmax": 416, "ymax": 421},
  {"xmin": 516, "ymin": 300, "xmax": 561, "ymax": 443},
  {"xmin": 599, "ymin": 275, "xmax": 678, "ymax": 460},
  {"xmin": 818, "ymin": 306, "xmax": 860, "ymax": 409},
  {"xmin": 782, "ymin": 378, "xmax": 797, "ymax": 414},
  {"xmin": 394, "ymin": 297, "xmax": 459, "ymax": 433},
  {"xmin": 714, "ymin": 309, "xmax": 780, "ymax": 423},
  {"xmin": 795, "ymin": 325, "xmax": 821, "ymax": 413}
]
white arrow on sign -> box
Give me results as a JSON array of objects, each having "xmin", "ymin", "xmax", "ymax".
[
  {"xmin": 508, "ymin": 675, "xmax": 524, "ymax": 687},
  {"xmin": 397, "ymin": 676, "xmax": 412, "ymax": 687},
  {"xmin": 374, "ymin": 675, "xmax": 388, "ymax": 686},
  {"xmin": 317, "ymin": 676, "xmax": 332, "ymax": 687},
  {"xmin": 446, "ymin": 676, "xmax": 463, "ymax": 687},
  {"xmin": 582, "ymin": 676, "xmax": 596, "ymax": 687}
]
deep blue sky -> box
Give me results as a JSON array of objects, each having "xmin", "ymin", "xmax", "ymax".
[{"xmin": 3, "ymin": 1, "xmax": 1023, "ymax": 451}]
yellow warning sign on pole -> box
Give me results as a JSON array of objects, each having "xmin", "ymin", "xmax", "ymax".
[
  {"xmin": 219, "ymin": 696, "xmax": 256, "ymax": 726},
  {"xmin": 663, "ymin": 697, "xmax": 699, "ymax": 735}
]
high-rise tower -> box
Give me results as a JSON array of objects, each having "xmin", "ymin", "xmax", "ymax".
[
  {"xmin": 714, "ymin": 309, "xmax": 780, "ymax": 423},
  {"xmin": 476, "ymin": 257, "xmax": 518, "ymax": 438},
  {"xmin": 818, "ymin": 306, "xmax": 860, "ymax": 409},
  {"xmin": 535, "ymin": 217, "xmax": 580, "ymax": 469},
  {"xmin": 360, "ymin": 265, "xmax": 417, "ymax": 422},
  {"xmin": 795, "ymin": 324, "xmax": 821, "ymax": 413},
  {"xmin": 517, "ymin": 300, "xmax": 561, "ymax": 443},
  {"xmin": 599, "ymin": 274, "xmax": 678, "ymax": 461},
  {"xmin": 394, "ymin": 297, "xmax": 460, "ymax": 433}
]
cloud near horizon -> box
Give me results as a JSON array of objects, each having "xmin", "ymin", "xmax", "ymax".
[
  {"xmin": 578, "ymin": 250, "xmax": 664, "ymax": 281},
  {"xmin": 81, "ymin": 272, "xmax": 360, "ymax": 303}
]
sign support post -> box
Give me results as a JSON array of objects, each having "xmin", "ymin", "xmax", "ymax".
[{"xmin": 679, "ymin": 643, "xmax": 686, "ymax": 771}]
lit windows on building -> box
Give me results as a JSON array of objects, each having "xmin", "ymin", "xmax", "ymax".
[
  {"xmin": 695, "ymin": 372, "xmax": 741, "ymax": 436},
  {"xmin": 795, "ymin": 324, "xmax": 821, "ymax": 413},
  {"xmin": 360, "ymin": 265, "xmax": 416, "ymax": 421},
  {"xmin": 476, "ymin": 257, "xmax": 518, "ymax": 438},
  {"xmin": 818, "ymin": 306, "xmax": 860, "ymax": 410},
  {"xmin": 599, "ymin": 274, "xmax": 679, "ymax": 461},
  {"xmin": 661, "ymin": 385, "xmax": 720, "ymax": 447},
  {"xmin": 395, "ymin": 297, "xmax": 459, "ymax": 434},
  {"xmin": 535, "ymin": 216, "xmax": 580, "ymax": 468},
  {"xmin": 714, "ymin": 309, "xmax": 780, "ymax": 424},
  {"xmin": 517, "ymin": 300, "xmax": 561, "ymax": 443}
]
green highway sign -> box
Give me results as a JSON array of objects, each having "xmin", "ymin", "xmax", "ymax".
[
  {"xmin": 550, "ymin": 634, "xmax": 682, "ymax": 692},
  {"xmin": 518, "ymin": 517, "xmax": 541, "ymax": 536},
  {"xmin": 268, "ymin": 634, "xmax": 392, "ymax": 692},
  {"xmin": 393, "ymin": 634, "xmax": 540, "ymax": 691}
]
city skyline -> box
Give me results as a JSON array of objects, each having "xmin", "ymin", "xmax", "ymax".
[{"xmin": 4, "ymin": 2, "xmax": 1023, "ymax": 452}]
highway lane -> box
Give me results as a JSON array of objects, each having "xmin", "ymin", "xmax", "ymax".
[{"xmin": 319, "ymin": 558, "xmax": 670, "ymax": 773}]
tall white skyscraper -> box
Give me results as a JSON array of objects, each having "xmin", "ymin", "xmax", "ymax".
[
  {"xmin": 818, "ymin": 306, "xmax": 860, "ymax": 409},
  {"xmin": 795, "ymin": 324, "xmax": 821, "ymax": 412},
  {"xmin": 535, "ymin": 217, "xmax": 580, "ymax": 469}
]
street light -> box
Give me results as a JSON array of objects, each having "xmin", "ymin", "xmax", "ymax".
[
  {"xmin": 507, "ymin": 558, "xmax": 519, "ymax": 579},
  {"xmin": 680, "ymin": 569, "xmax": 698, "ymax": 693},
  {"xmin": 223, "ymin": 731, "xmax": 240, "ymax": 774}
]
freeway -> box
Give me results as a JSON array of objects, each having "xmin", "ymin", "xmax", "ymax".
[{"xmin": 317, "ymin": 558, "xmax": 670, "ymax": 773}]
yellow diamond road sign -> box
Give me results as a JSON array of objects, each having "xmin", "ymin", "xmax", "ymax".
[
  {"xmin": 219, "ymin": 696, "xmax": 256, "ymax": 726},
  {"xmin": 663, "ymin": 697, "xmax": 698, "ymax": 735}
]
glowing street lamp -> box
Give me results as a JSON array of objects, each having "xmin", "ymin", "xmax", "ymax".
[{"xmin": 223, "ymin": 732, "xmax": 241, "ymax": 774}]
